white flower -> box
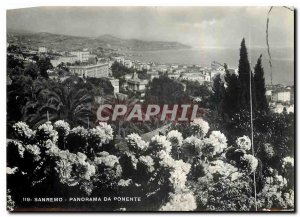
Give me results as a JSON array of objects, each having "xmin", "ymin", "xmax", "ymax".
[
  {"xmin": 126, "ymin": 133, "xmax": 149, "ymax": 152},
  {"xmin": 168, "ymin": 160, "xmax": 191, "ymax": 192},
  {"xmin": 55, "ymin": 158, "xmax": 76, "ymax": 186},
  {"xmin": 46, "ymin": 142, "xmax": 60, "ymax": 157},
  {"xmin": 284, "ymin": 189, "xmax": 294, "ymax": 208},
  {"xmin": 138, "ymin": 155, "xmax": 155, "ymax": 172},
  {"xmin": 207, "ymin": 160, "xmax": 240, "ymax": 181},
  {"xmin": 70, "ymin": 126, "xmax": 88, "ymax": 137},
  {"xmin": 94, "ymin": 151, "xmax": 120, "ymax": 168},
  {"xmin": 151, "ymin": 135, "xmax": 172, "ymax": 154},
  {"xmin": 202, "ymin": 131, "xmax": 227, "ymax": 156},
  {"xmin": 12, "ymin": 121, "xmax": 35, "ymax": 140},
  {"xmin": 191, "ymin": 118, "xmax": 209, "ymax": 138},
  {"xmin": 169, "ymin": 169, "xmax": 188, "ymax": 191},
  {"xmin": 282, "ymin": 156, "xmax": 294, "ymax": 169},
  {"xmin": 118, "ymin": 179, "xmax": 132, "ymax": 187},
  {"xmin": 275, "ymin": 174, "xmax": 287, "ymax": 188},
  {"xmin": 183, "ymin": 136, "xmax": 203, "ymax": 153},
  {"xmin": 236, "ymin": 136, "xmax": 251, "ymax": 151},
  {"xmin": 262, "ymin": 143, "xmax": 275, "ymax": 158},
  {"xmin": 159, "ymin": 151, "xmax": 175, "ymax": 167},
  {"xmin": 26, "ymin": 144, "xmax": 41, "ymax": 160},
  {"xmin": 54, "ymin": 120, "xmax": 70, "ymax": 135},
  {"xmin": 98, "ymin": 122, "xmax": 114, "ymax": 139},
  {"xmin": 242, "ymin": 154, "xmax": 258, "ymax": 173},
  {"xmin": 36, "ymin": 122, "xmax": 58, "ymax": 143},
  {"xmin": 167, "ymin": 130, "xmax": 183, "ymax": 147},
  {"xmin": 90, "ymin": 123, "xmax": 114, "ymax": 146},
  {"xmin": 77, "ymin": 152, "xmax": 87, "ymax": 162},
  {"xmin": 7, "ymin": 167, "xmax": 18, "ymax": 175},
  {"xmin": 9, "ymin": 140, "xmax": 25, "ymax": 158},
  {"xmin": 160, "ymin": 192, "xmax": 197, "ymax": 211},
  {"xmin": 79, "ymin": 162, "xmax": 96, "ymax": 181}
]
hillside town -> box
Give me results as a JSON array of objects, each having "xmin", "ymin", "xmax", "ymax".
[{"xmin": 7, "ymin": 43, "xmax": 294, "ymax": 114}]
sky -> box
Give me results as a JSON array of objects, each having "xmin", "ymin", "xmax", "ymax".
[{"xmin": 7, "ymin": 6, "xmax": 294, "ymax": 49}]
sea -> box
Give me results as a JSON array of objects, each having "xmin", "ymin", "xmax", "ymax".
[{"xmin": 126, "ymin": 47, "xmax": 294, "ymax": 86}]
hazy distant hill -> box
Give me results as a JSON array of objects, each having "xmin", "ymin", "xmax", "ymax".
[{"xmin": 7, "ymin": 29, "xmax": 191, "ymax": 51}]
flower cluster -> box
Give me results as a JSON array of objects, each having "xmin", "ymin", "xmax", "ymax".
[
  {"xmin": 125, "ymin": 133, "xmax": 149, "ymax": 152},
  {"xmin": 94, "ymin": 151, "xmax": 119, "ymax": 168},
  {"xmin": 12, "ymin": 121, "xmax": 35, "ymax": 141},
  {"xmin": 202, "ymin": 131, "xmax": 227, "ymax": 157},
  {"xmin": 191, "ymin": 118, "xmax": 209, "ymax": 138},
  {"xmin": 99, "ymin": 122, "xmax": 114, "ymax": 140},
  {"xmin": 138, "ymin": 155, "xmax": 155, "ymax": 173},
  {"xmin": 94, "ymin": 151, "xmax": 122, "ymax": 178},
  {"xmin": 150, "ymin": 135, "xmax": 172, "ymax": 154},
  {"xmin": 118, "ymin": 179, "xmax": 132, "ymax": 187},
  {"xmin": 70, "ymin": 126, "xmax": 88, "ymax": 137},
  {"xmin": 89, "ymin": 123, "xmax": 114, "ymax": 147},
  {"xmin": 236, "ymin": 136, "xmax": 251, "ymax": 151},
  {"xmin": 160, "ymin": 191, "xmax": 197, "ymax": 211},
  {"xmin": 36, "ymin": 122, "xmax": 58, "ymax": 144},
  {"xmin": 168, "ymin": 159, "xmax": 191, "ymax": 192},
  {"xmin": 282, "ymin": 156, "xmax": 294, "ymax": 169},
  {"xmin": 258, "ymin": 170, "xmax": 290, "ymax": 209},
  {"xmin": 54, "ymin": 150, "xmax": 96, "ymax": 187},
  {"xmin": 7, "ymin": 119, "xmax": 295, "ymax": 211},
  {"xmin": 25, "ymin": 144, "xmax": 41, "ymax": 161},
  {"xmin": 207, "ymin": 160, "xmax": 241, "ymax": 181},
  {"xmin": 167, "ymin": 130, "xmax": 183, "ymax": 147},
  {"xmin": 241, "ymin": 154, "xmax": 258, "ymax": 173},
  {"xmin": 54, "ymin": 120, "xmax": 70, "ymax": 136}
]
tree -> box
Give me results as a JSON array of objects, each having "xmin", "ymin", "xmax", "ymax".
[
  {"xmin": 111, "ymin": 61, "xmax": 133, "ymax": 79},
  {"xmin": 238, "ymin": 38, "xmax": 256, "ymax": 109},
  {"xmin": 137, "ymin": 69, "xmax": 149, "ymax": 80},
  {"xmin": 86, "ymin": 77, "xmax": 114, "ymax": 96},
  {"xmin": 223, "ymin": 70, "xmax": 241, "ymax": 117},
  {"xmin": 210, "ymin": 74, "xmax": 225, "ymax": 114},
  {"xmin": 253, "ymin": 55, "xmax": 269, "ymax": 112},
  {"xmin": 7, "ymin": 75, "xmax": 33, "ymax": 130},
  {"xmin": 37, "ymin": 57, "xmax": 53, "ymax": 79},
  {"xmin": 184, "ymin": 80, "xmax": 211, "ymax": 107},
  {"xmin": 22, "ymin": 78, "xmax": 94, "ymax": 128},
  {"xmin": 24, "ymin": 63, "xmax": 39, "ymax": 80},
  {"xmin": 145, "ymin": 75, "xmax": 187, "ymax": 104}
]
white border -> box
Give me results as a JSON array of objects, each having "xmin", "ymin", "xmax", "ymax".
[{"xmin": 0, "ymin": 1, "xmax": 298, "ymax": 216}]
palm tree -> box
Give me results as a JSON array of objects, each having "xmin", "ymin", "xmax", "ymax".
[{"xmin": 22, "ymin": 78, "xmax": 94, "ymax": 128}]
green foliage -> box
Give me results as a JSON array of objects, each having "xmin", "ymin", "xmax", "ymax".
[
  {"xmin": 111, "ymin": 61, "xmax": 134, "ymax": 79},
  {"xmin": 37, "ymin": 56, "xmax": 53, "ymax": 79},
  {"xmin": 254, "ymin": 55, "xmax": 269, "ymax": 112},
  {"xmin": 145, "ymin": 75, "xmax": 188, "ymax": 104},
  {"xmin": 238, "ymin": 38, "xmax": 256, "ymax": 109},
  {"xmin": 24, "ymin": 62, "xmax": 39, "ymax": 79}
]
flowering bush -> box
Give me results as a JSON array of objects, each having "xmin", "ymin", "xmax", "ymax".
[{"xmin": 7, "ymin": 118, "xmax": 294, "ymax": 211}]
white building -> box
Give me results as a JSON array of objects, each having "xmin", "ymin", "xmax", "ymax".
[
  {"xmin": 181, "ymin": 73, "xmax": 207, "ymax": 84},
  {"xmin": 70, "ymin": 51, "xmax": 90, "ymax": 62},
  {"xmin": 271, "ymin": 103, "xmax": 294, "ymax": 114},
  {"xmin": 109, "ymin": 78, "xmax": 120, "ymax": 93},
  {"xmin": 142, "ymin": 64, "xmax": 151, "ymax": 71},
  {"xmin": 127, "ymin": 72, "xmax": 149, "ymax": 92},
  {"xmin": 124, "ymin": 60, "xmax": 133, "ymax": 68},
  {"xmin": 114, "ymin": 56, "xmax": 125, "ymax": 65},
  {"xmin": 148, "ymin": 71, "xmax": 160, "ymax": 81},
  {"xmin": 272, "ymin": 90, "xmax": 291, "ymax": 103},
  {"xmin": 69, "ymin": 63, "xmax": 109, "ymax": 78},
  {"xmin": 38, "ymin": 47, "xmax": 48, "ymax": 53}
]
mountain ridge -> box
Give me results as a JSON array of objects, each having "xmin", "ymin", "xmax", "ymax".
[{"xmin": 7, "ymin": 29, "xmax": 191, "ymax": 51}]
